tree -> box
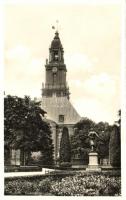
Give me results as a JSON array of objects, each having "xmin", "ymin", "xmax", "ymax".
[
  {"xmin": 109, "ymin": 125, "xmax": 121, "ymax": 167},
  {"xmin": 70, "ymin": 118, "xmax": 96, "ymax": 164},
  {"xmin": 4, "ymin": 95, "xmax": 54, "ymax": 166},
  {"xmin": 109, "ymin": 110, "xmax": 121, "ymax": 167},
  {"xmin": 70, "ymin": 118, "xmax": 112, "ymax": 164},
  {"xmin": 117, "ymin": 109, "xmax": 121, "ymax": 127},
  {"xmin": 94, "ymin": 122, "xmax": 112, "ymax": 159},
  {"xmin": 59, "ymin": 127, "xmax": 71, "ymax": 164}
]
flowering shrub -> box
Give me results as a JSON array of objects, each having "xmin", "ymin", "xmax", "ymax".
[
  {"xmin": 4, "ymin": 173, "xmax": 121, "ymax": 196},
  {"xmin": 50, "ymin": 174, "xmax": 121, "ymax": 196},
  {"xmin": 5, "ymin": 180, "xmax": 38, "ymax": 195},
  {"xmin": 38, "ymin": 178, "xmax": 51, "ymax": 193}
]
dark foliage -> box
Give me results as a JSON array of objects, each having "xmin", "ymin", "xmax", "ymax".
[
  {"xmin": 71, "ymin": 118, "xmax": 112, "ymax": 163},
  {"xmin": 71, "ymin": 118, "xmax": 94, "ymax": 163},
  {"xmin": 109, "ymin": 125, "xmax": 121, "ymax": 167},
  {"xmin": 109, "ymin": 110, "xmax": 121, "ymax": 167},
  {"xmin": 4, "ymin": 95, "xmax": 54, "ymax": 166},
  {"xmin": 59, "ymin": 127, "xmax": 71, "ymax": 163}
]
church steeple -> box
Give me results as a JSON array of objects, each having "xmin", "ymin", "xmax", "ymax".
[
  {"xmin": 49, "ymin": 31, "xmax": 64, "ymax": 63},
  {"xmin": 42, "ymin": 31, "xmax": 70, "ymax": 99},
  {"xmin": 41, "ymin": 29, "xmax": 81, "ymax": 161}
]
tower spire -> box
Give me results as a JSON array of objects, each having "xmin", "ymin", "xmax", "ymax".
[{"xmin": 42, "ymin": 27, "xmax": 70, "ymax": 99}]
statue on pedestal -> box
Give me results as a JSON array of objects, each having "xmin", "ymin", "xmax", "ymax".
[
  {"xmin": 86, "ymin": 130, "xmax": 102, "ymax": 171},
  {"xmin": 88, "ymin": 131, "xmax": 98, "ymax": 152}
]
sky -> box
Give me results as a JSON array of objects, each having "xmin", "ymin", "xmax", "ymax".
[{"xmin": 4, "ymin": 1, "xmax": 122, "ymax": 124}]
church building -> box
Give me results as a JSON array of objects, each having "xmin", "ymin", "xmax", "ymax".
[{"xmin": 41, "ymin": 31, "xmax": 81, "ymax": 161}]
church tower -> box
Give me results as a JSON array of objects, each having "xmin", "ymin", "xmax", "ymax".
[
  {"xmin": 42, "ymin": 31, "xmax": 70, "ymax": 99},
  {"xmin": 41, "ymin": 31, "xmax": 81, "ymax": 160}
]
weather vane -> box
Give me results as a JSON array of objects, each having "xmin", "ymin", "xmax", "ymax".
[{"xmin": 52, "ymin": 20, "xmax": 59, "ymax": 32}]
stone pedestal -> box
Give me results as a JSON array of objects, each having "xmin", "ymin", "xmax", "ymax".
[{"xmin": 86, "ymin": 152, "xmax": 101, "ymax": 171}]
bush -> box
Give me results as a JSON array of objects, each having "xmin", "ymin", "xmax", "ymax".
[
  {"xmin": 4, "ymin": 173, "xmax": 121, "ymax": 196},
  {"xmin": 38, "ymin": 178, "xmax": 51, "ymax": 193},
  {"xmin": 50, "ymin": 174, "xmax": 121, "ymax": 196},
  {"xmin": 59, "ymin": 162, "xmax": 72, "ymax": 168},
  {"xmin": 5, "ymin": 177, "xmax": 52, "ymax": 195},
  {"xmin": 99, "ymin": 181, "xmax": 120, "ymax": 196},
  {"xmin": 5, "ymin": 180, "xmax": 38, "ymax": 195}
]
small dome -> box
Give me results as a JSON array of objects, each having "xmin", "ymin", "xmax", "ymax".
[{"xmin": 51, "ymin": 31, "xmax": 63, "ymax": 49}]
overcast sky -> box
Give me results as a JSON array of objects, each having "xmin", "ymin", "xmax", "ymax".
[{"xmin": 4, "ymin": 1, "xmax": 122, "ymax": 124}]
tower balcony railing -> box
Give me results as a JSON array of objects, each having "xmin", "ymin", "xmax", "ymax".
[{"xmin": 42, "ymin": 83, "xmax": 69, "ymax": 90}]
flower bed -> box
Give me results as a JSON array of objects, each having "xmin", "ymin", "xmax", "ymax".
[
  {"xmin": 5, "ymin": 177, "xmax": 52, "ymax": 195},
  {"xmin": 4, "ymin": 173, "xmax": 121, "ymax": 196},
  {"xmin": 50, "ymin": 174, "xmax": 121, "ymax": 196}
]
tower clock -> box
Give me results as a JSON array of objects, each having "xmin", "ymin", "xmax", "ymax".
[{"xmin": 42, "ymin": 31, "xmax": 69, "ymax": 99}]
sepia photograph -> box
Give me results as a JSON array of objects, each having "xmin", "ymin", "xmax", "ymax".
[{"xmin": 2, "ymin": 0, "xmax": 124, "ymax": 197}]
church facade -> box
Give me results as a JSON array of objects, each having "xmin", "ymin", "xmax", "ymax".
[{"xmin": 41, "ymin": 31, "xmax": 81, "ymax": 161}]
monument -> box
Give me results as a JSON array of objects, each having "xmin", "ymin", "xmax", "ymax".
[{"xmin": 86, "ymin": 131, "xmax": 101, "ymax": 171}]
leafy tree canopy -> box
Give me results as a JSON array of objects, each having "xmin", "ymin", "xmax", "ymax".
[
  {"xmin": 71, "ymin": 117, "xmax": 113, "ymax": 161},
  {"xmin": 4, "ymin": 95, "xmax": 54, "ymax": 165}
]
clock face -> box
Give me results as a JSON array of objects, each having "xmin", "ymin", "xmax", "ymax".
[{"xmin": 52, "ymin": 67, "xmax": 57, "ymax": 73}]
